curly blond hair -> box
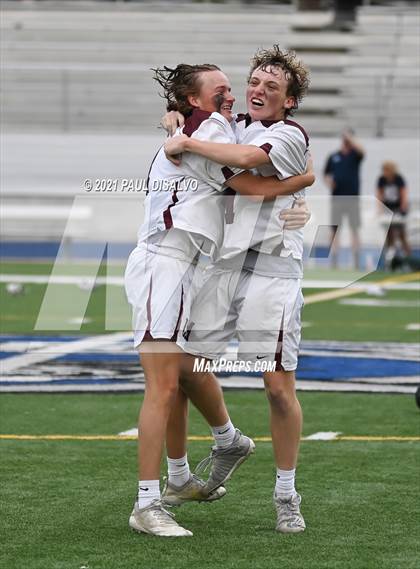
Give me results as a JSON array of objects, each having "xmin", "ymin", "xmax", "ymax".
[{"xmin": 248, "ymin": 46, "xmax": 310, "ymax": 116}]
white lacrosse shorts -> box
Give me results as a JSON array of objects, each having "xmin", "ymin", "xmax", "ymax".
[
  {"xmin": 178, "ymin": 269, "xmax": 304, "ymax": 371},
  {"xmin": 124, "ymin": 243, "xmax": 200, "ymax": 348}
]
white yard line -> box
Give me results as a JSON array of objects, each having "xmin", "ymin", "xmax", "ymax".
[
  {"xmin": 292, "ymin": 381, "xmax": 417, "ymax": 394},
  {"xmin": 305, "ymin": 272, "xmax": 420, "ymax": 304},
  {"xmin": 339, "ymin": 298, "xmax": 419, "ymax": 307},
  {"xmin": 118, "ymin": 428, "xmax": 139, "ymax": 437},
  {"xmin": 304, "ymin": 280, "xmax": 419, "ymax": 290},
  {"xmin": 1, "ymin": 378, "xmax": 416, "ymax": 394},
  {"xmin": 0, "ymin": 274, "xmax": 123, "ymax": 286},
  {"xmin": 303, "ymin": 431, "xmax": 342, "ymax": 441},
  {"xmin": 1, "ymin": 273, "xmax": 419, "ymax": 290},
  {"xmin": 218, "ymin": 376, "xmax": 418, "ymax": 393}
]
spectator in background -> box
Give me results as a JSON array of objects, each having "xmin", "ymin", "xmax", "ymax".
[
  {"xmin": 329, "ymin": 0, "xmax": 361, "ymax": 32},
  {"xmin": 377, "ymin": 161, "xmax": 411, "ymax": 264},
  {"xmin": 296, "ymin": 1, "xmax": 361, "ymax": 32},
  {"xmin": 324, "ymin": 129, "xmax": 364, "ymax": 269}
]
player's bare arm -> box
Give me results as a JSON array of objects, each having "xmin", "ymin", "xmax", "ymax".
[
  {"xmin": 165, "ymin": 134, "xmax": 269, "ymax": 169},
  {"xmin": 228, "ymin": 170, "xmax": 314, "ymax": 201}
]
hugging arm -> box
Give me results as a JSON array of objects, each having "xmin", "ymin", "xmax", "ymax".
[
  {"xmin": 228, "ymin": 171, "xmax": 313, "ymax": 229},
  {"xmin": 161, "ymin": 112, "xmax": 313, "ymax": 226},
  {"xmin": 227, "ymin": 151, "xmax": 314, "ymax": 201},
  {"xmin": 228, "ymin": 170, "xmax": 314, "ymax": 201},
  {"xmin": 165, "ymin": 135, "xmax": 268, "ymax": 169}
]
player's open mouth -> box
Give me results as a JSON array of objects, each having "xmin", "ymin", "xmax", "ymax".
[
  {"xmin": 221, "ymin": 104, "xmax": 233, "ymax": 111},
  {"xmin": 251, "ymin": 98, "xmax": 264, "ymax": 107}
]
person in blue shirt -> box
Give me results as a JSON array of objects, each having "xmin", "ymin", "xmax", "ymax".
[{"xmin": 324, "ymin": 129, "xmax": 365, "ymax": 268}]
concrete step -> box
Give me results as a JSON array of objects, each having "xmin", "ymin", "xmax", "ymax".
[
  {"xmin": 1, "ymin": 110, "xmax": 345, "ymax": 137},
  {"xmin": 0, "ymin": 49, "xmax": 259, "ymax": 66},
  {"xmin": 383, "ymin": 126, "xmax": 420, "ymax": 138},
  {"xmin": 0, "ymin": 30, "xmax": 359, "ymax": 47},
  {"xmin": 3, "ymin": 12, "xmax": 418, "ymax": 36},
  {"xmin": 3, "ymin": 61, "xmax": 418, "ymax": 79},
  {"xmin": 2, "ymin": 115, "xmax": 416, "ymax": 139},
  {"xmin": 4, "ymin": 49, "xmax": 418, "ymax": 72},
  {"xmin": 1, "ymin": 3, "xmax": 418, "ymax": 138},
  {"xmin": 0, "ymin": 24, "xmax": 289, "ymax": 40},
  {"xmin": 1, "ymin": 85, "xmax": 347, "ymax": 110},
  {"xmin": 1, "ymin": 76, "xmax": 417, "ymax": 97}
]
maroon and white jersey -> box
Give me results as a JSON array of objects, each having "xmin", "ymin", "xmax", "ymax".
[
  {"xmin": 218, "ymin": 116, "xmax": 309, "ymax": 265},
  {"xmin": 138, "ymin": 109, "xmax": 241, "ymax": 256}
]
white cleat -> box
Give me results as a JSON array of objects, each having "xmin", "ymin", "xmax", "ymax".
[
  {"xmin": 129, "ymin": 500, "xmax": 193, "ymax": 537},
  {"xmin": 196, "ymin": 429, "xmax": 255, "ymax": 493},
  {"xmin": 162, "ymin": 474, "xmax": 226, "ymax": 506},
  {"xmin": 274, "ymin": 492, "xmax": 306, "ymax": 534}
]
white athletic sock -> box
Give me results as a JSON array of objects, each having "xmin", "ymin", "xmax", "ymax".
[
  {"xmin": 167, "ymin": 454, "xmax": 191, "ymax": 487},
  {"xmin": 275, "ymin": 468, "xmax": 297, "ymax": 500},
  {"xmin": 137, "ymin": 479, "xmax": 160, "ymax": 509},
  {"xmin": 211, "ymin": 419, "xmax": 236, "ymax": 449}
]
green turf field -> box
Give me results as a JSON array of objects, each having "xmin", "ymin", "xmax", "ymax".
[
  {"xmin": 1, "ymin": 261, "xmax": 419, "ymax": 568},
  {"xmin": 1, "ymin": 260, "xmax": 419, "ymax": 342},
  {"xmin": 1, "ymin": 391, "xmax": 419, "ymax": 569}
]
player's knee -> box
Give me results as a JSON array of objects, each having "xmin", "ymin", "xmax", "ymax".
[
  {"xmin": 264, "ymin": 378, "xmax": 295, "ymax": 415},
  {"xmin": 146, "ymin": 376, "xmax": 179, "ymax": 406},
  {"xmin": 266, "ymin": 389, "xmax": 292, "ymax": 415}
]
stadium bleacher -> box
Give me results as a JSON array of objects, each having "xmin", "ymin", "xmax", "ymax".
[
  {"xmin": 1, "ymin": 1, "xmax": 419, "ymax": 136},
  {"xmin": 1, "ymin": 1, "xmax": 419, "ymax": 254}
]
